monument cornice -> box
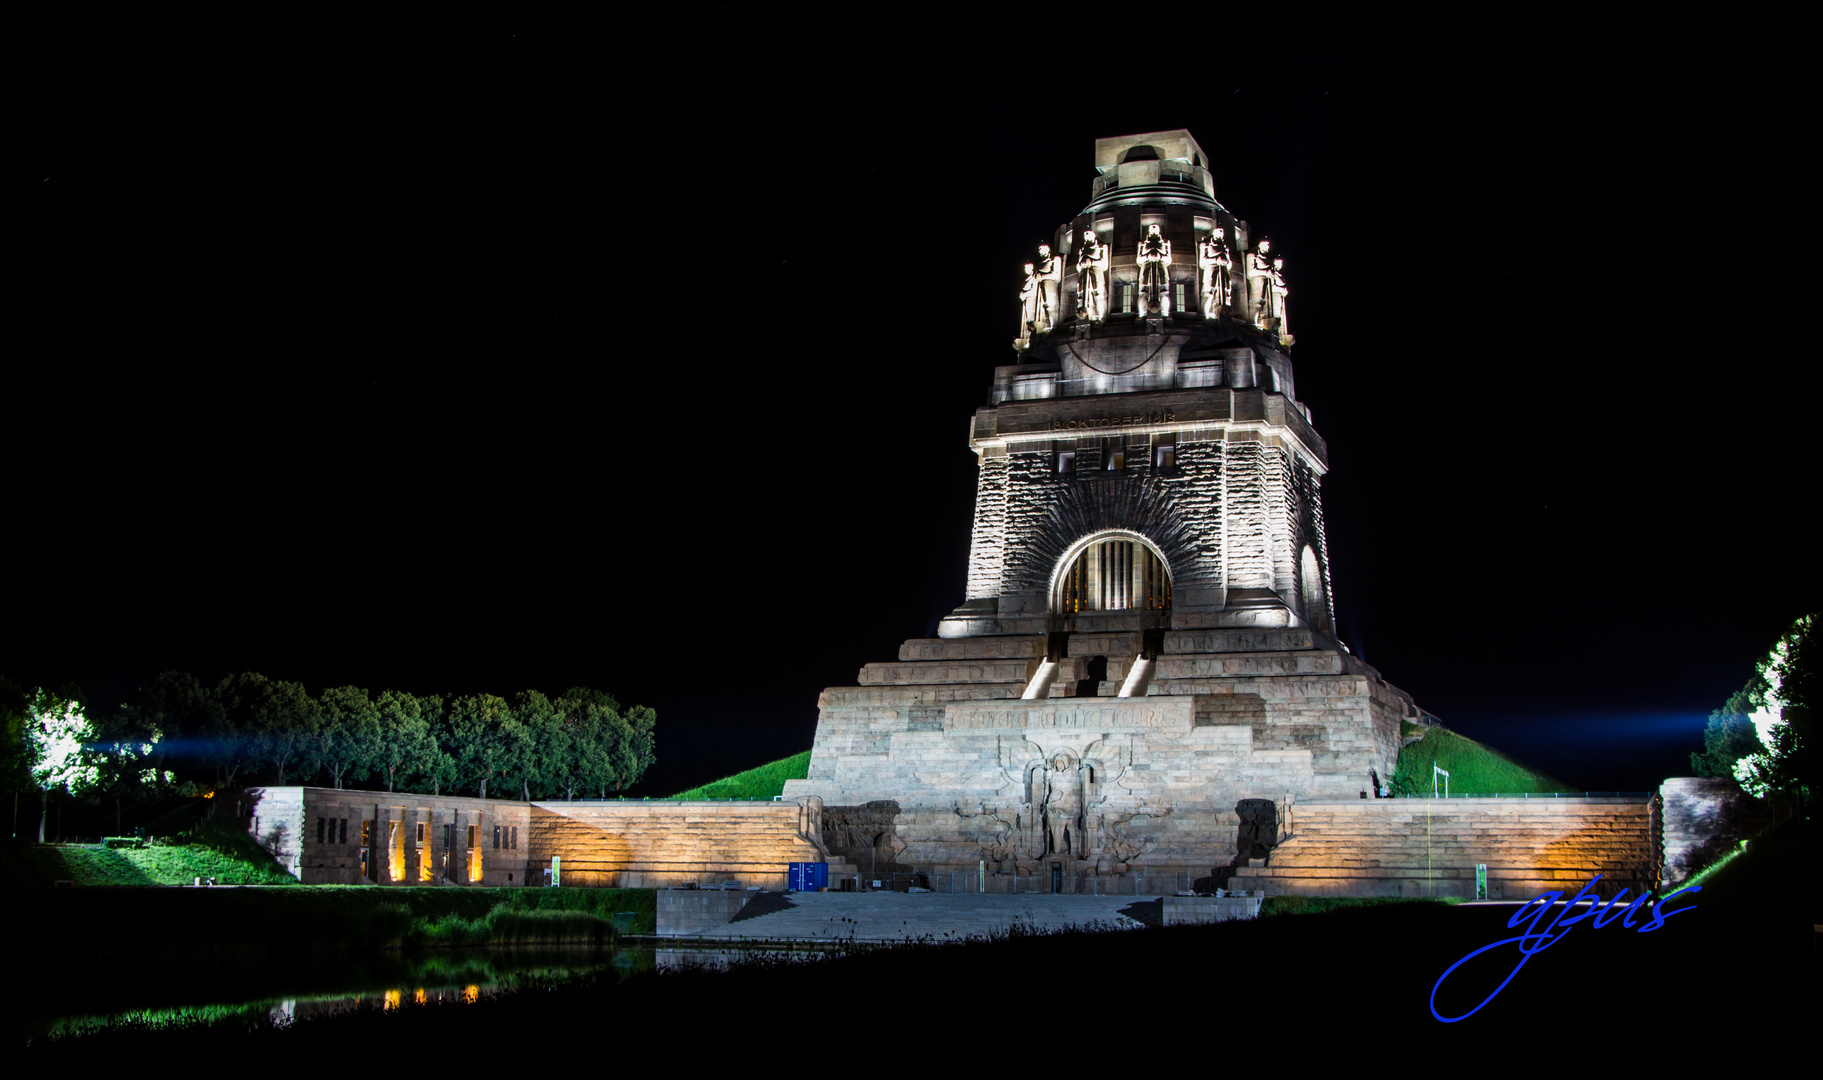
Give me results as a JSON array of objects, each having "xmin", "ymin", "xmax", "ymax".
[{"xmin": 970, "ymin": 388, "xmax": 1328, "ymax": 471}]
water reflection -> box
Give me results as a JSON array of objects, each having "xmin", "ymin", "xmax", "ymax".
[
  {"xmin": 21, "ymin": 947, "xmax": 639, "ymax": 1041},
  {"xmin": 21, "ymin": 946, "xmax": 822, "ymax": 1042}
]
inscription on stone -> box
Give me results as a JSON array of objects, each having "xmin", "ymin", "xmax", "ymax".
[
  {"xmin": 946, "ymin": 700, "xmax": 1192, "ymax": 732},
  {"xmin": 1050, "ymin": 411, "xmax": 1176, "ymax": 430}
]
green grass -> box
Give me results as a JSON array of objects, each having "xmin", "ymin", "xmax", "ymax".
[
  {"xmin": 1391, "ymin": 726, "xmax": 1567, "ymax": 795},
  {"xmin": 669, "ymin": 750, "xmax": 811, "ymax": 800},
  {"xmin": 1, "ymin": 813, "xmax": 303, "ymax": 888}
]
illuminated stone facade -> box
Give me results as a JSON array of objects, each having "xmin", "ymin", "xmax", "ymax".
[{"xmin": 784, "ymin": 131, "xmax": 1433, "ymax": 892}]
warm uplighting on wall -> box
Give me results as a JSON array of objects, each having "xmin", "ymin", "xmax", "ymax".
[{"xmin": 384, "ymin": 989, "xmax": 401, "ymax": 1010}]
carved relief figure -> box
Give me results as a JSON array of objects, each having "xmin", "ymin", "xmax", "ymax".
[
  {"xmin": 1014, "ymin": 262, "xmax": 1039, "ymax": 351},
  {"xmin": 1075, "ymin": 229, "xmax": 1109, "ymax": 321},
  {"xmin": 1247, "ymin": 238, "xmax": 1277, "ymax": 327},
  {"xmin": 1137, "ymin": 223, "xmax": 1172, "ymax": 316},
  {"xmin": 1034, "ymin": 243, "xmax": 1064, "ymax": 332},
  {"xmin": 1197, "ymin": 231, "xmax": 1233, "ymax": 318}
]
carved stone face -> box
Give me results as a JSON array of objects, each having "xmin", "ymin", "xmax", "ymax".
[
  {"xmin": 1024, "ymin": 262, "xmax": 1035, "ymax": 274},
  {"xmin": 1147, "ymin": 224, "xmax": 1162, "ymax": 236},
  {"xmin": 1038, "ymin": 244, "xmax": 1052, "ymax": 257},
  {"xmin": 1258, "ymin": 239, "xmax": 1272, "ymax": 255},
  {"xmin": 1084, "ymin": 230, "xmax": 1096, "ymax": 243}
]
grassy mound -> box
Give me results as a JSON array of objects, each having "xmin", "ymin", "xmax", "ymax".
[
  {"xmin": 1, "ymin": 814, "xmax": 301, "ymax": 887},
  {"xmin": 670, "ymin": 750, "xmax": 811, "ymax": 800},
  {"xmin": 1391, "ymin": 726, "xmax": 1566, "ymax": 795}
]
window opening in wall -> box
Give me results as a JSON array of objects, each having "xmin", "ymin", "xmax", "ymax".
[
  {"xmin": 1056, "ymin": 450, "xmax": 1076, "ymax": 475},
  {"xmin": 493, "ymin": 825, "xmax": 501, "ymax": 850},
  {"xmin": 1174, "ymin": 282, "xmax": 1186, "ymax": 311},
  {"xmin": 388, "ymin": 818, "xmax": 404, "ymax": 882},
  {"xmin": 1119, "ymin": 283, "xmax": 1133, "ymax": 314},
  {"xmin": 339, "ymin": 818, "xmax": 348, "ymax": 845},
  {"xmin": 360, "ymin": 820, "xmax": 371, "ymax": 848},
  {"xmin": 442, "ymin": 824, "xmax": 453, "ymax": 851},
  {"xmin": 415, "ymin": 822, "xmax": 425, "ymax": 846},
  {"xmin": 1154, "ymin": 443, "xmax": 1176, "ymax": 470},
  {"xmin": 511, "ymin": 826, "xmax": 519, "ymax": 850},
  {"xmin": 316, "ymin": 817, "xmax": 326, "ymax": 844},
  {"xmin": 1104, "ymin": 444, "xmax": 1125, "ymax": 471},
  {"xmin": 1057, "ymin": 536, "xmax": 1171, "ymax": 613}
]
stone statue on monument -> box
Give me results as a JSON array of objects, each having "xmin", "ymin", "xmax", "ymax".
[
  {"xmin": 1270, "ymin": 254, "xmax": 1292, "ymax": 345},
  {"xmin": 1137, "ymin": 223, "xmax": 1172, "ymax": 316},
  {"xmin": 1014, "ymin": 262, "xmax": 1039, "ymax": 351},
  {"xmin": 1075, "ymin": 230, "xmax": 1110, "ymax": 322},
  {"xmin": 1197, "ymin": 230, "xmax": 1233, "ymax": 319},
  {"xmin": 1034, "ymin": 243, "xmax": 1064, "ymax": 332},
  {"xmin": 1247, "ymin": 237, "xmax": 1277, "ymax": 327}
]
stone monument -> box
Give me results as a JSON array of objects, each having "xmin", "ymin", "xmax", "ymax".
[{"xmin": 787, "ymin": 131, "xmax": 1432, "ymax": 893}]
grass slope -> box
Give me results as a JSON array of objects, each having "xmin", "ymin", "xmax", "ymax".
[
  {"xmin": 1392, "ymin": 724, "xmax": 1567, "ymax": 795},
  {"xmin": 669, "ymin": 750, "xmax": 811, "ymax": 800}
]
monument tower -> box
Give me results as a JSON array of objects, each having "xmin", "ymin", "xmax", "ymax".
[{"xmin": 785, "ymin": 131, "xmax": 1426, "ymax": 892}]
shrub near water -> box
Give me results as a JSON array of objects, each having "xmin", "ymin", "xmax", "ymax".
[{"xmin": 410, "ymin": 905, "xmax": 612, "ymax": 948}]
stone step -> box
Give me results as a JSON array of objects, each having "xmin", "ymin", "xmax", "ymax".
[
  {"xmin": 857, "ymin": 660, "xmax": 1033, "ymax": 686},
  {"xmin": 664, "ymin": 891, "xmax": 1156, "ymax": 943}
]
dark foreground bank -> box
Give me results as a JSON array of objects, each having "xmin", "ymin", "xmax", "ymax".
[{"xmin": 23, "ymin": 816, "xmax": 1817, "ymax": 1059}]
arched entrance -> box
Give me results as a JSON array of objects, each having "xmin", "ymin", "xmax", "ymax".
[{"xmin": 1052, "ymin": 530, "xmax": 1173, "ymax": 614}]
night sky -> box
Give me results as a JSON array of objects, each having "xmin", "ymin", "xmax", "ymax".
[{"xmin": 17, "ymin": 9, "xmax": 1813, "ymax": 795}]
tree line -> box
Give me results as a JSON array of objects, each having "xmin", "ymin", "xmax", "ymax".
[{"xmin": 2, "ymin": 672, "xmax": 657, "ymax": 840}]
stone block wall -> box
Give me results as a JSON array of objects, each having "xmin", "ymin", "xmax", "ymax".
[
  {"xmin": 1659, "ymin": 777, "xmax": 1763, "ymax": 885},
  {"xmin": 1231, "ymin": 797, "xmax": 1660, "ymax": 900},
  {"xmin": 656, "ymin": 890, "xmax": 755, "ymax": 936},
  {"xmin": 240, "ymin": 788, "xmax": 534, "ymax": 886},
  {"xmin": 525, "ymin": 799, "xmax": 826, "ymax": 889}
]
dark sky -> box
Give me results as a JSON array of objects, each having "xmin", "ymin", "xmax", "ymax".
[{"xmin": 16, "ymin": 9, "xmax": 1813, "ymax": 794}]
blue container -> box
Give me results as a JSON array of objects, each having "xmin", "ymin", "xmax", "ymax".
[{"xmin": 787, "ymin": 862, "xmax": 828, "ymax": 892}]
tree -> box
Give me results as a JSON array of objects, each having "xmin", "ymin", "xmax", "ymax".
[
  {"xmin": 1, "ymin": 676, "xmax": 32, "ymax": 837},
  {"xmin": 120, "ymin": 671, "xmax": 218, "ymax": 793},
  {"xmin": 1691, "ymin": 683, "xmax": 1768, "ymax": 778},
  {"xmin": 207, "ymin": 673, "xmax": 269, "ymax": 789},
  {"xmin": 90, "ymin": 704, "xmax": 161, "ymax": 834},
  {"xmin": 418, "ymin": 694, "xmax": 458, "ymax": 796},
  {"xmin": 26, "ymin": 688, "xmax": 98, "ymax": 843},
  {"xmin": 556, "ymin": 688, "xmax": 655, "ymax": 798},
  {"xmin": 315, "ymin": 685, "xmax": 381, "ymax": 789},
  {"xmin": 215, "ymin": 673, "xmax": 320, "ymax": 786},
  {"xmin": 374, "ymin": 689, "xmax": 432, "ymax": 793},
  {"xmin": 446, "ymin": 693, "xmax": 520, "ymax": 799},
  {"xmin": 510, "ymin": 690, "xmax": 560, "ymax": 801},
  {"xmin": 1736, "ymin": 614, "xmax": 1817, "ymax": 810}
]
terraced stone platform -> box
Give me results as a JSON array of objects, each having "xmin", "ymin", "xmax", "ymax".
[{"xmin": 659, "ymin": 891, "xmax": 1153, "ymax": 943}]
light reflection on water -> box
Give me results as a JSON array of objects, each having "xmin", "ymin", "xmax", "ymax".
[
  {"xmin": 27, "ymin": 947, "xmax": 742, "ymax": 1040},
  {"xmin": 27, "ymin": 944, "xmax": 840, "ymax": 1041}
]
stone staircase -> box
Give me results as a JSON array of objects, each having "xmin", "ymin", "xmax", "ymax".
[
  {"xmin": 1231, "ymin": 797, "xmax": 1659, "ymax": 900},
  {"xmin": 664, "ymin": 891, "xmax": 1151, "ymax": 943}
]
